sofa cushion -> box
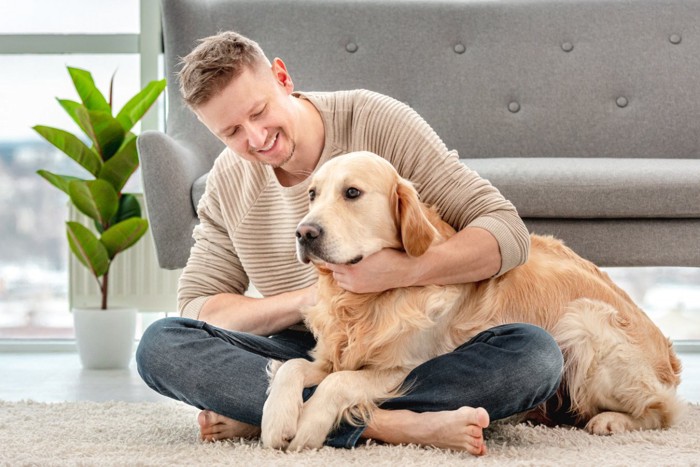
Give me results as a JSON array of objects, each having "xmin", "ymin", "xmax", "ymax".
[
  {"xmin": 468, "ymin": 158, "xmax": 700, "ymax": 219},
  {"xmin": 193, "ymin": 158, "xmax": 700, "ymax": 220}
]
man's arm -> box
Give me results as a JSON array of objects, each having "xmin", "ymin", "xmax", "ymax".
[
  {"xmin": 325, "ymin": 91, "xmax": 530, "ymax": 293},
  {"xmin": 349, "ymin": 91, "xmax": 529, "ymax": 273},
  {"xmin": 198, "ymin": 284, "xmax": 315, "ymax": 335},
  {"xmin": 178, "ymin": 158, "xmax": 311, "ymax": 334},
  {"xmin": 325, "ymin": 226, "xmax": 500, "ymax": 294},
  {"xmin": 180, "ymin": 196, "xmax": 314, "ymax": 334}
]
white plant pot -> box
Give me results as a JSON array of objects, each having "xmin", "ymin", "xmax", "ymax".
[{"xmin": 73, "ymin": 307, "xmax": 137, "ymax": 370}]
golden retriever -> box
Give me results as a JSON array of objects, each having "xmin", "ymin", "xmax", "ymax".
[{"xmin": 260, "ymin": 151, "xmax": 683, "ymax": 451}]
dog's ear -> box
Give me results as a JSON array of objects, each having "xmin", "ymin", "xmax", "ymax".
[{"xmin": 395, "ymin": 179, "xmax": 437, "ymax": 257}]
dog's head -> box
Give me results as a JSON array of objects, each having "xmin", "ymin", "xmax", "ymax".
[{"xmin": 296, "ymin": 151, "xmax": 441, "ymax": 265}]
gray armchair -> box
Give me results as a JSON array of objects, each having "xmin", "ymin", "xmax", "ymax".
[{"xmin": 139, "ymin": 0, "xmax": 700, "ymax": 270}]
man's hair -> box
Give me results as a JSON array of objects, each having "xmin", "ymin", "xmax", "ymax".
[{"xmin": 178, "ymin": 31, "xmax": 268, "ymax": 108}]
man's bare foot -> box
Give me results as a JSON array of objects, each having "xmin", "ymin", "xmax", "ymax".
[
  {"xmin": 198, "ymin": 410, "xmax": 261, "ymax": 442},
  {"xmin": 363, "ymin": 406, "xmax": 490, "ymax": 456}
]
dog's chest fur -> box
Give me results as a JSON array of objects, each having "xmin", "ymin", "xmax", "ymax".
[{"xmin": 304, "ymin": 274, "xmax": 465, "ymax": 373}]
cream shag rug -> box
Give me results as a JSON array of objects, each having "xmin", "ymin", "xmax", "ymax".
[{"xmin": 1, "ymin": 400, "xmax": 699, "ymax": 466}]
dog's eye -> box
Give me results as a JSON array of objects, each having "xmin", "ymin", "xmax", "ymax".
[
  {"xmin": 308, "ymin": 189, "xmax": 316, "ymax": 201},
  {"xmin": 345, "ymin": 187, "xmax": 361, "ymax": 200}
]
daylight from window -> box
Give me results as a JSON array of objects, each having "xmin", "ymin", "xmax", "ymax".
[{"xmin": 0, "ymin": 54, "xmax": 143, "ymax": 338}]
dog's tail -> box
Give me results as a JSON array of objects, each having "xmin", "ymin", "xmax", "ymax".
[{"xmin": 553, "ymin": 298, "xmax": 683, "ymax": 429}]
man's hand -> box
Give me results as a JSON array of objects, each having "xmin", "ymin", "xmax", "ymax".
[
  {"xmin": 198, "ymin": 282, "xmax": 318, "ymax": 334},
  {"xmin": 324, "ymin": 249, "xmax": 417, "ymax": 294},
  {"xmin": 300, "ymin": 282, "xmax": 319, "ymax": 308},
  {"xmin": 323, "ymin": 227, "xmax": 502, "ymax": 294}
]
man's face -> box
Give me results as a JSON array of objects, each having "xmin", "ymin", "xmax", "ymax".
[{"xmin": 194, "ymin": 60, "xmax": 297, "ymax": 169}]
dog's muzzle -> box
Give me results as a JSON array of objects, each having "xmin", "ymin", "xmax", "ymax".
[
  {"xmin": 295, "ymin": 222, "xmax": 363, "ymax": 265},
  {"xmin": 297, "ymin": 222, "xmax": 322, "ymax": 244},
  {"xmin": 296, "ymin": 222, "xmax": 323, "ymax": 264}
]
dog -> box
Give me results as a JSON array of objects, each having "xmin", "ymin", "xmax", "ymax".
[{"xmin": 260, "ymin": 151, "xmax": 683, "ymax": 451}]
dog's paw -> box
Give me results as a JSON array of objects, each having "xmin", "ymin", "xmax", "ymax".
[
  {"xmin": 286, "ymin": 403, "xmax": 335, "ymax": 451},
  {"xmin": 585, "ymin": 411, "xmax": 635, "ymax": 435},
  {"xmin": 287, "ymin": 424, "xmax": 327, "ymax": 452},
  {"xmin": 260, "ymin": 395, "xmax": 302, "ymax": 449},
  {"xmin": 266, "ymin": 359, "xmax": 284, "ymax": 382}
]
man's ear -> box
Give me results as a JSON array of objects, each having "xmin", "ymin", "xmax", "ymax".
[
  {"xmin": 395, "ymin": 179, "xmax": 437, "ymax": 257},
  {"xmin": 271, "ymin": 57, "xmax": 293, "ymax": 92}
]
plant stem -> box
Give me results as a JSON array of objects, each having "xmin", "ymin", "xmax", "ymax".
[{"xmin": 101, "ymin": 269, "xmax": 109, "ymax": 310}]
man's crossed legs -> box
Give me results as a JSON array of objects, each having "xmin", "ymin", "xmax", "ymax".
[{"xmin": 136, "ymin": 318, "xmax": 562, "ymax": 455}]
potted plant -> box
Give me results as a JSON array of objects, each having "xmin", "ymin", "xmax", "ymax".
[{"xmin": 34, "ymin": 66, "xmax": 166, "ymax": 369}]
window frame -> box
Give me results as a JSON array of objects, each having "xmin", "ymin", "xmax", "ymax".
[
  {"xmin": 0, "ymin": 0, "xmax": 162, "ymax": 132},
  {"xmin": 0, "ymin": 0, "xmax": 165, "ymax": 349}
]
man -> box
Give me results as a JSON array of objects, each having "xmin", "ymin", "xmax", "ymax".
[{"xmin": 136, "ymin": 31, "xmax": 563, "ymax": 456}]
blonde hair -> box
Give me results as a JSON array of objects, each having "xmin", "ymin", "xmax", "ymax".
[{"xmin": 178, "ymin": 31, "xmax": 268, "ymax": 108}]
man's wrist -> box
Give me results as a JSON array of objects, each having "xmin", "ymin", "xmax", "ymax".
[
  {"xmin": 291, "ymin": 285, "xmax": 316, "ymax": 310},
  {"xmin": 404, "ymin": 250, "xmax": 430, "ymax": 287}
]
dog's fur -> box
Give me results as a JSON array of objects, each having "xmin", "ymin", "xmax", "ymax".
[{"xmin": 261, "ymin": 151, "xmax": 683, "ymax": 451}]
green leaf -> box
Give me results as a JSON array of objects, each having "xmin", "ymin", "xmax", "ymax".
[
  {"xmin": 98, "ymin": 193, "xmax": 142, "ymax": 234},
  {"xmin": 57, "ymin": 99, "xmax": 94, "ymax": 141},
  {"xmin": 66, "ymin": 221, "xmax": 110, "ymax": 278},
  {"xmin": 88, "ymin": 110, "xmax": 125, "ymax": 160},
  {"xmin": 68, "ymin": 179, "xmax": 119, "ymax": 227},
  {"xmin": 113, "ymin": 193, "xmax": 142, "ymax": 223},
  {"xmin": 101, "ymin": 217, "xmax": 148, "ymax": 259},
  {"xmin": 116, "ymin": 79, "xmax": 166, "ymax": 132},
  {"xmin": 109, "ymin": 69, "xmax": 117, "ymax": 109},
  {"xmin": 36, "ymin": 170, "xmax": 83, "ymax": 195},
  {"xmin": 99, "ymin": 133, "xmax": 137, "ymax": 192},
  {"xmin": 33, "ymin": 125, "xmax": 102, "ymax": 176},
  {"xmin": 68, "ymin": 66, "xmax": 111, "ymax": 112},
  {"xmin": 57, "ymin": 99, "xmax": 125, "ymax": 160}
]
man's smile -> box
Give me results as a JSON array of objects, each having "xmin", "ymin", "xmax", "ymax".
[{"xmin": 255, "ymin": 131, "xmax": 279, "ymax": 155}]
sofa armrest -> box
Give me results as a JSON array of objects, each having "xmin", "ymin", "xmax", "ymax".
[{"xmin": 137, "ymin": 130, "xmax": 213, "ymax": 269}]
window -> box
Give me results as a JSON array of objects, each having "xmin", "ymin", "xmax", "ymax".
[
  {"xmin": 0, "ymin": 1, "xmax": 140, "ymax": 34},
  {"xmin": 0, "ymin": 0, "xmax": 166, "ymax": 340},
  {"xmin": 605, "ymin": 267, "xmax": 700, "ymax": 340}
]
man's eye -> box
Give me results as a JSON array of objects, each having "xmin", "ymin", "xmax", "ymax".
[
  {"xmin": 345, "ymin": 187, "xmax": 361, "ymax": 200},
  {"xmin": 308, "ymin": 189, "xmax": 316, "ymax": 201},
  {"xmin": 253, "ymin": 105, "xmax": 266, "ymax": 118}
]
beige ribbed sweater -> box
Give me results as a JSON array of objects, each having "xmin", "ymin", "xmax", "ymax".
[{"xmin": 178, "ymin": 90, "xmax": 529, "ymax": 318}]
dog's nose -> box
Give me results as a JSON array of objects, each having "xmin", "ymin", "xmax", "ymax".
[{"xmin": 296, "ymin": 223, "xmax": 322, "ymax": 243}]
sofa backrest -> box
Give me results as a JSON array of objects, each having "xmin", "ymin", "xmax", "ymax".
[{"xmin": 162, "ymin": 0, "xmax": 700, "ymax": 162}]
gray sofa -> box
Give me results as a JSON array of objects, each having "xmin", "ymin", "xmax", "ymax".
[{"xmin": 138, "ymin": 0, "xmax": 700, "ymax": 271}]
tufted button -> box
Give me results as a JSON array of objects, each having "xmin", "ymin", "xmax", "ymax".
[
  {"xmin": 616, "ymin": 96, "xmax": 629, "ymax": 108},
  {"xmin": 345, "ymin": 42, "xmax": 358, "ymax": 53},
  {"xmin": 561, "ymin": 41, "xmax": 574, "ymax": 52},
  {"xmin": 508, "ymin": 101, "xmax": 521, "ymax": 113},
  {"xmin": 453, "ymin": 43, "xmax": 466, "ymax": 54},
  {"xmin": 669, "ymin": 34, "xmax": 682, "ymax": 45}
]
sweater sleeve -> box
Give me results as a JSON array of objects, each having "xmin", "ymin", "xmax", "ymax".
[
  {"xmin": 177, "ymin": 163, "xmax": 249, "ymax": 318},
  {"xmin": 350, "ymin": 91, "xmax": 530, "ymax": 276}
]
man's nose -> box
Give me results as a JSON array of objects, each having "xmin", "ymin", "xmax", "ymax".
[{"xmin": 246, "ymin": 123, "xmax": 268, "ymax": 150}]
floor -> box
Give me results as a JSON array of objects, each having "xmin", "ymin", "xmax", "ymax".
[{"xmin": 0, "ymin": 351, "xmax": 698, "ymax": 405}]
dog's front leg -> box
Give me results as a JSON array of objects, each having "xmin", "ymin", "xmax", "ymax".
[
  {"xmin": 287, "ymin": 369, "xmax": 406, "ymax": 451},
  {"xmin": 261, "ymin": 358, "xmax": 328, "ymax": 450}
]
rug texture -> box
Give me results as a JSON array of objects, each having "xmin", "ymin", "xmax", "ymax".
[{"xmin": 1, "ymin": 400, "xmax": 698, "ymax": 466}]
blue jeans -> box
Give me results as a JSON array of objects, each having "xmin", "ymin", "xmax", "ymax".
[{"xmin": 136, "ymin": 317, "xmax": 563, "ymax": 448}]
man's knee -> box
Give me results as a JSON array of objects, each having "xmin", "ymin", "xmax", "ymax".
[
  {"xmin": 136, "ymin": 317, "xmax": 193, "ymax": 384},
  {"xmin": 477, "ymin": 323, "xmax": 564, "ymax": 392},
  {"xmin": 510, "ymin": 323, "xmax": 564, "ymax": 394}
]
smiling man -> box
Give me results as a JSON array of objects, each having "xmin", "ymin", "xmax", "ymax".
[
  {"xmin": 136, "ymin": 31, "xmax": 563, "ymax": 455},
  {"xmin": 193, "ymin": 57, "xmax": 323, "ymax": 186}
]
